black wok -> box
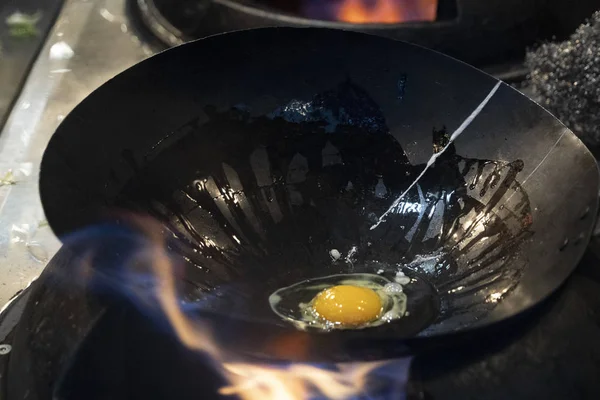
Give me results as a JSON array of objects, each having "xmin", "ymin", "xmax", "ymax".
[{"xmin": 16, "ymin": 28, "xmax": 599, "ymax": 374}]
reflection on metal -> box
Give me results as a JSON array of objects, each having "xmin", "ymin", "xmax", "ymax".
[
  {"xmin": 116, "ymin": 79, "xmax": 532, "ymax": 333},
  {"xmin": 394, "ymin": 201, "xmax": 423, "ymax": 214},
  {"xmin": 486, "ymin": 288, "xmax": 509, "ymax": 303},
  {"xmin": 0, "ymin": 344, "xmax": 12, "ymax": 355},
  {"xmin": 49, "ymin": 41, "xmax": 74, "ymax": 60},
  {"xmin": 371, "ymin": 81, "xmax": 503, "ymax": 230},
  {"xmin": 405, "ymin": 184, "xmax": 426, "ymax": 242}
]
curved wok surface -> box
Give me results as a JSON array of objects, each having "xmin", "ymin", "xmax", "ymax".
[{"xmin": 35, "ymin": 28, "xmax": 598, "ymax": 361}]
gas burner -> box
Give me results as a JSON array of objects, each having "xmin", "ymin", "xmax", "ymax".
[
  {"xmin": 132, "ymin": 0, "xmax": 599, "ymax": 82},
  {"xmin": 250, "ymin": 0, "xmax": 456, "ymax": 24}
]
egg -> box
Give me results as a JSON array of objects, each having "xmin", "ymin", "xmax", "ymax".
[
  {"xmin": 269, "ymin": 273, "xmax": 408, "ymax": 330},
  {"xmin": 312, "ymin": 285, "xmax": 382, "ymax": 326}
]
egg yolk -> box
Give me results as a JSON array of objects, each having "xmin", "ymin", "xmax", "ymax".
[{"xmin": 312, "ymin": 285, "xmax": 382, "ymax": 326}]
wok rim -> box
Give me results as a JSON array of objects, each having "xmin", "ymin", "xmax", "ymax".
[{"xmin": 38, "ymin": 27, "xmax": 600, "ymax": 347}]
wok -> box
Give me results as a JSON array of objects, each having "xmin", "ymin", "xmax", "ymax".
[{"xmin": 20, "ymin": 28, "xmax": 599, "ymax": 370}]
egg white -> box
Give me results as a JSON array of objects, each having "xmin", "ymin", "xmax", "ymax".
[{"xmin": 269, "ymin": 273, "xmax": 408, "ymax": 331}]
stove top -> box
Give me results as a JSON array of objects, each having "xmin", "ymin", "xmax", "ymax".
[{"xmin": 0, "ymin": 1, "xmax": 599, "ymax": 398}]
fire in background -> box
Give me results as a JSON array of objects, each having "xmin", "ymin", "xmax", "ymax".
[{"xmin": 260, "ymin": 0, "xmax": 439, "ymax": 24}]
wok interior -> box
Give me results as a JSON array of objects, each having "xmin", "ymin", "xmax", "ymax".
[
  {"xmin": 38, "ymin": 29, "xmax": 599, "ymax": 349},
  {"xmin": 115, "ymin": 80, "xmax": 533, "ymax": 337}
]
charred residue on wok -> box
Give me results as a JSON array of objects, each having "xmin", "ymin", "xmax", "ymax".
[{"xmin": 116, "ymin": 80, "xmax": 533, "ymax": 334}]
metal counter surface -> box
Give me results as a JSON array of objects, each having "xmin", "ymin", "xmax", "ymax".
[{"xmin": 0, "ymin": 0, "xmax": 154, "ymax": 306}]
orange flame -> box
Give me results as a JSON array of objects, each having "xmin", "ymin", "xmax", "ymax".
[
  {"xmin": 337, "ymin": 0, "xmax": 437, "ymax": 24},
  {"xmin": 109, "ymin": 216, "xmax": 412, "ymax": 399}
]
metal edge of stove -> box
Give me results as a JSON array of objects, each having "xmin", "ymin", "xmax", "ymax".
[
  {"xmin": 0, "ymin": 279, "xmax": 36, "ymax": 339},
  {"xmin": 0, "ymin": 284, "xmax": 33, "ymax": 399},
  {"xmin": 135, "ymin": 0, "xmax": 185, "ymax": 47}
]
